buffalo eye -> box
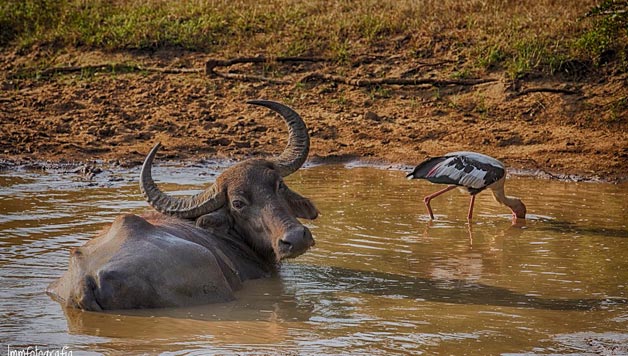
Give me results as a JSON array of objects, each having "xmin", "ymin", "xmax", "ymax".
[
  {"xmin": 231, "ymin": 199, "xmax": 246, "ymax": 210},
  {"xmin": 277, "ymin": 180, "xmax": 287, "ymax": 192}
]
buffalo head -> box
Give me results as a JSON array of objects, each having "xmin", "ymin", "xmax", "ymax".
[{"xmin": 139, "ymin": 100, "xmax": 318, "ymax": 263}]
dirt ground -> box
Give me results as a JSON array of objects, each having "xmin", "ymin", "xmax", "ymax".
[{"xmin": 1, "ymin": 50, "xmax": 627, "ymax": 182}]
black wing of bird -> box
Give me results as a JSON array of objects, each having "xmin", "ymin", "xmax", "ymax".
[{"xmin": 407, "ymin": 153, "xmax": 505, "ymax": 194}]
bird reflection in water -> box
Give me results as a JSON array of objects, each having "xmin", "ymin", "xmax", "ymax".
[{"xmin": 419, "ymin": 216, "xmax": 526, "ymax": 245}]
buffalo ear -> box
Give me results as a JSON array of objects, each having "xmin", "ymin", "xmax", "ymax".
[
  {"xmin": 196, "ymin": 209, "xmax": 231, "ymax": 233},
  {"xmin": 283, "ymin": 188, "xmax": 319, "ymax": 220}
]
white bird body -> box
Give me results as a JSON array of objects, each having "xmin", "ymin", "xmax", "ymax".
[{"xmin": 407, "ymin": 151, "xmax": 526, "ymax": 221}]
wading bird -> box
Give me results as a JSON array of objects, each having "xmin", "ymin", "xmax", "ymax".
[{"xmin": 406, "ymin": 151, "xmax": 526, "ymax": 222}]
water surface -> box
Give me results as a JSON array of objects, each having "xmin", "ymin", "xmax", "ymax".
[{"xmin": 1, "ymin": 163, "xmax": 627, "ymax": 355}]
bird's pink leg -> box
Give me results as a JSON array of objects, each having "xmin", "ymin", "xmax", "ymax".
[
  {"xmin": 467, "ymin": 194, "xmax": 476, "ymax": 221},
  {"xmin": 423, "ymin": 185, "xmax": 456, "ymax": 220}
]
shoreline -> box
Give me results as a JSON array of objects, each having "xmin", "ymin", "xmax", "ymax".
[{"xmin": 1, "ymin": 155, "xmax": 623, "ymax": 184}]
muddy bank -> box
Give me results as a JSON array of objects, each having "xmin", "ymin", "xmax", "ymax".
[{"xmin": 1, "ymin": 52, "xmax": 627, "ymax": 182}]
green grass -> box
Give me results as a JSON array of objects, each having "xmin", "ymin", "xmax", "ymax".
[
  {"xmin": 475, "ymin": 45, "xmax": 507, "ymax": 70},
  {"xmin": 607, "ymin": 96, "xmax": 628, "ymax": 123},
  {"xmin": 574, "ymin": 0, "xmax": 628, "ymax": 69},
  {"xmin": 1, "ymin": 0, "xmax": 626, "ymax": 78}
]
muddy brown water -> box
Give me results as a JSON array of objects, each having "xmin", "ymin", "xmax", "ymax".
[{"xmin": 1, "ymin": 163, "xmax": 627, "ymax": 355}]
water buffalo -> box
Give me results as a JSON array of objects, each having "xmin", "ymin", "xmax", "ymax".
[{"xmin": 47, "ymin": 100, "xmax": 319, "ymax": 311}]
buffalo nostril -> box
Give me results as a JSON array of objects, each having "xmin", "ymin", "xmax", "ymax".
[{"xmin": 278, "ymin": 239, "xmax": 293, "ymax": 252}]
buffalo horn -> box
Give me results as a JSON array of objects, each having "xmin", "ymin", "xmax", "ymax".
[
  {"xmin": 139, "ymin": 143, "xmax": 225, "ymax": 218},
  {"xmin": 247, "ymin": 100, "xmax": 309, "ymax": 177}
]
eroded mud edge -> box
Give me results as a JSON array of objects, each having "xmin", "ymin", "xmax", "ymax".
[{"xmin": 1, "ymin": 155, "xmax": 624, "ymax": 184}]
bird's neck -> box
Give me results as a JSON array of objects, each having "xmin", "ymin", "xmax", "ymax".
[{"xmin": 491, "ymin": 188, "xmax": 526, "ymax": 219}]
